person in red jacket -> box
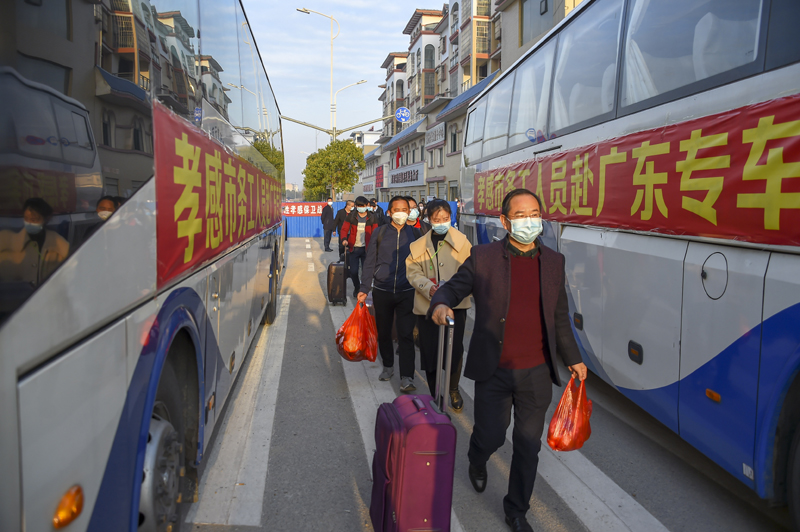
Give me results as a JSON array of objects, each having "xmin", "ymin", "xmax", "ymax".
[{"xmin": 340, "ymin": 196, "xmax": 379, "ymax": 297}]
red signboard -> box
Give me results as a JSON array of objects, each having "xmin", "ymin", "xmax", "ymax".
[
  {"xmin": 376, "ymin": 165, "xmax": 384, "ymax": 189},
  {"xmin": 281, "ymin": 202, "xmax": 327, "ymax": 216},
  {"xmin": 474, "ymin": 95, "xmax": 800, "ymax": 248},
  {"xmin": 153, "ymin": 102, "xmax": 282, "ymax": 288}
]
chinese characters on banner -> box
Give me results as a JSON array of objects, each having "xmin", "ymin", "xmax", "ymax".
[
  {"xmin": 281, "ymin": 202, "xmax": 327, "ymax": 216},
  {"xmin": 473, "ymin": 95, "xmax": 800, "ymax": 247},
  {"xmin": 153, "ymin": 102, "xmax": 282, "ymax": 287}
]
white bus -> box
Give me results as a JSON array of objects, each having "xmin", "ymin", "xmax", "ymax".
[
  {"xmin": 0, "ymin": 1, "xmax": 285, "ymax": 530},
  {"xmin": 458, "ymin": 0, "xmax": 800, "ymax": 525}
]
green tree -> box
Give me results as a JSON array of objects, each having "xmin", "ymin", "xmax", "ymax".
[
  {"xmin": 302, "ymin": 139, "xmax": 365, "ymax": 201},
  {"xmin": 253, "ymin": 139, "xmax": 285, "ymax": 188}
]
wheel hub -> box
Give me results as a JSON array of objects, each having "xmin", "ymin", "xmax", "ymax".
[{"xmin": 139, "ymin": 416, "xmax": 181, "ymax": 531}]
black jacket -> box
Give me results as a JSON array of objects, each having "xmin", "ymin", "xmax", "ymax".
[
  {"xmin": 333, "ymin": 208, "xmax": 349, "ymax": 234},
  {"xmin": 360, "ymin": 224, "xmax": 419, "ymax": 294},
  {"xmin": 321, "ymin": 204, "xmax": 335, "ymax": 231},
  {"xmin": 429, "ymin": 236, "xmax": 582, "ymax": 385},
  {"xmin": 374, "ymin": 205, "xmax": 388, "ymax": 225}
]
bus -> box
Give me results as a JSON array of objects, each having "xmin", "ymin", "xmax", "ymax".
[
  {"xmin": 457, "ymin": 0, "xmax": 800, "ymax": 525},
  {"xmin": 0, "ymin": 0, "xmax": 285, "ymax": 530}
]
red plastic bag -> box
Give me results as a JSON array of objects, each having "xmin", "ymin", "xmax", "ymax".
[
  {"xmin": 547, "ymin": 376, "xmax": 592, "ymax": 451},
  {"xmin": 336, "ymin": 303, "xmax": 378, "ymax": 362}
]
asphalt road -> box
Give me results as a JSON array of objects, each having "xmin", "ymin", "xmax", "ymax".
[{"xmin": 181, "ymin": 237, "xmax": 791, "ymax": 532}]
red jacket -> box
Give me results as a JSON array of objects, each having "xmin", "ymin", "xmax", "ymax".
[{"xmin": 340, "ymin": 211, "xmax": 379, "ymax": 252}]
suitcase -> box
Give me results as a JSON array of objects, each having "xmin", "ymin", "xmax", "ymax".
[
  {"xmin": 327, "ymin": 249, "xmax": 348, "ymax": 305},
  {"xmin": 370, "ymin": 317, "xmax": 457, "ymax": 532}
]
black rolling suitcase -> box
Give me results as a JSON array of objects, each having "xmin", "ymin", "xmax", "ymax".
[{"xmin": 327, "ymin": 249, "xmax": 348, "ymax": 305}]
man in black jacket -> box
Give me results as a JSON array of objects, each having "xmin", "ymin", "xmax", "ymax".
[
  {"xmin": 357, "ymin": 196, "xmax": 420, "ymax": 392},
  {"xmin": 370, "ymin": 199, "xmax": 388, "ymax": 225},
  {"xmin": 430, "ymin": 189, "xmax": 587, "ymax": 532},
  {"xmin": 333, "ymin": 200, "xmax": 353, "ymax": 261},
  {"xmin": 320, "ymin": 197, "xmax": 335, "ymax": 252}
]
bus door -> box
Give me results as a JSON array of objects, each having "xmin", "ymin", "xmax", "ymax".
[{"xmin": 679, "ymin": 243, "xmax": 769, "ymax": 487}]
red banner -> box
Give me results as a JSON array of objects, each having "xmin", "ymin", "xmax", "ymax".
[
  {"xmin": 474, "ymin": 95, "xmax": 800, "ymax": 248},
  {"xmin": 153, "ymin": 102, "xmax": 282, "ymax": 287},
  {"xmin": 281, "ymin": 202, "xmax": 327, "ymax": 216},
  {"xmin": 376, "ymin": 165, "xmax": 384, "ymax": 189}
]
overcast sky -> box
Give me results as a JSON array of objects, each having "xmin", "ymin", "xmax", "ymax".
[{"xmin": 242, "ymin": 0, "xmax": 436, "ymax": 187}]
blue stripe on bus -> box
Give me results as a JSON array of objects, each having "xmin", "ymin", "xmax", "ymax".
[{"xmin": 87, "ymin": 287, "xmax": 210, "ymax": 532}]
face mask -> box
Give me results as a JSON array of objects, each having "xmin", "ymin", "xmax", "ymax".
[
  {"xmin": 357, "ymin": 207, "xmax": 367, "ymax": 213},
  {"xmin": 24, "ymin": 222, "xmax": 43, "ymax": 235},
  {"xmin": 432, "ymin": 222, "xmax": 450, "ymax": 235},
  {"xmin": 507, "ymin": 217, "xmax": 542, "ymax": 245},
  {"xmin": 98, "ymin": 210, "xmax": 113, "ymax": 220},
  {"xmin": 391, "ymin": 212, "xmax": 409, "ymax": 225},
  {"xmin": 408, "ymin": 208, "xmax": 419, "ymax": 221},
  {"xmin": 327, "ymin": 201, "xmax": 332, "ymax": 206}
]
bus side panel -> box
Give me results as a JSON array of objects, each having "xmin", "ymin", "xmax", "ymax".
[
  {"xmin": 678, "ymin": 244, "xmax": 769, "ymax": 489},
  {"xmin": 249, "ymin": 233, "xmax": 272, "ymax": 332},
  {"xmin": 755, "ymin": 254, "xmax": 800, "ymax": 499},
  {"xmin": 601, "ymin": 232, "xmax": 686, "ymax": 433}
]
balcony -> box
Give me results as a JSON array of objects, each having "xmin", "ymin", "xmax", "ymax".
[
  {"xmin": 110, "ymin": 0, "xmax": 130, "ymax": 12},
  {"xmin": 477, "ymin": 0, "xmax": 490, "ymax": 17},
  {"xmin": 450, "ymin": 55, "xmax": 460, "ymax": 69},
  {"xmin": 112, "ymin": 14, "xmax": 135, "ymax": 49},
  {"xmin": 461, "ymin": 79, "xmax": 472, "ymax": 93}
]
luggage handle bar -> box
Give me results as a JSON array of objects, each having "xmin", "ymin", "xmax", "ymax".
[{"xmin": 433, "ymin": 315, "xmax": 455, "ymax": 415}]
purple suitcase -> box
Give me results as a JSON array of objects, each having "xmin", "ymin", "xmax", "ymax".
[{"xmin": 370, "ymin": 318, "xmax": 457, "ymax": 532}]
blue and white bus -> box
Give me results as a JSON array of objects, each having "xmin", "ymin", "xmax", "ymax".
[
  {"xmin": 0, "ymin": 1, "xmax": 285, "ymax": 530},
  {"xmin": 458, "ymin": 0, "xmax": 800, "ymax": 526}
]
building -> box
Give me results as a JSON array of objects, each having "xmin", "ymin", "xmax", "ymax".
[
  {"xmin": 450, "ymin": 0, "xmax": 495, "ymax": 96},
  {"xmin": 355, "ymin": 146, "xmax": 382, "ymax": 199},
  {"xmin": 379, "ymin": 52, "xmax": 409, "ymax": 140},
  {"xmin": 403, "ymin": 9, "xmax": 445, "ymax": 124},
  {"xmin": 495, "ymin": 0, "xmax": 584, "ymax": 70},
  {"xmin": 349, "ymin": 129, "xmax": 382, "ymax": 155}
]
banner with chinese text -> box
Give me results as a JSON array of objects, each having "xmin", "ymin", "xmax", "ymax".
[
  {"xmin": 473, "ymin": 95, "xmax": 800, "ymax": 248},
  {"xmin": 153, "ymin": 102, "xmax": 282, "ymax": 287},
  {"xmin": 281, "ymin": 202, "xmax": 326, "ymax": 216}
]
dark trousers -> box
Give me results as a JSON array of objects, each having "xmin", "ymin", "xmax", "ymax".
[
  {"xmin": 373, "ymin": 288, "xmax": 416, "ymax": 378},
  {"xmin": 338, "ymin": 239, "xmax": 346, "ymax": 261},
  {"xmin": 467, "ymin": 364, "xmax": 553, "ymax": 518},
  {"xmin": 417, "ymin": 310, "xmax": 466, "ymax": 394},
  {"xmin": 349, "ymin": 246, "xmax": 366, "ymax": 292},
  {"xmin": 324, "ymin": 229, "xmax": 333, "ymax": 250}
]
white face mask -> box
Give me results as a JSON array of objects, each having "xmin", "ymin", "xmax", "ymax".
[
  {"xmin": 97, "ymin": 210, "xmax": 113, "ymax": 220},
  {"xmin": 391, "ymin": 212, "xmax": 409, "ymax": 225},
  {"xmin": 327, "ymin": 201, "xmax": 333, "ymax": 206},
  {"xmin": 24, "ymin": 222, "xmax": 43, "ymax": 235},
  {"xmin": 408, "ymin": 208, "xmax": 419, "ymax": 221}
]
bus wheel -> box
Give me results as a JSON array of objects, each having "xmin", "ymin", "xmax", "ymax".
[
  {"xmin": 789, "ymin": 426, "xmax": 800, "ymax": 530},
  {"xmin": 263, "ymin": 267, "xmax": 278, "ymax": 325},
  {"xmin": 140, "ymin": 363, "xmax": 184, "ymax": 531}
]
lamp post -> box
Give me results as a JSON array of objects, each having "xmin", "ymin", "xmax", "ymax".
[
  {"xmin": 227, "ymin": 83, "xmax": 263, "ymax": 132},
  {"xmin": 296, "ymin": 8, "xmax": 339, "ymax": 132},
  {"xmin": 333, "ymin": 80, "xmax": 367, "ymax": 133}
]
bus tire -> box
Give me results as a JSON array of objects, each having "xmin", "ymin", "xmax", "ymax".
[
  {"xmin": 263, "ymin": 266, "xmax": 278, "ymax": 325},
  {"xmin": 789, "ymin": 425, "xmax": 800, "ymax": 530},
  {"xmin": 139, "ymin": 362, "xmax": 184, "ymax": 531}
]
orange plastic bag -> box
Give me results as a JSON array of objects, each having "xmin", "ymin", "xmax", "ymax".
[
  {"xmin": 547, "ymin": 377, "xmax": 592, "ymax": 451},
  {"xmin": 335, "ymin": 303, "xmax": 378, "ymax": 362}
]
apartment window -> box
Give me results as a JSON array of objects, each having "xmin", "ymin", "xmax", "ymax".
[
  {"xmin": 102, "ymin": 109, "xmax": 116, "ymax": 147},
  {"xmin": 438, "ymin": 148, "xmax": 444, "ymax": 165},
  {"xmin": 428, "ymin": 151, "xmax": 435, "ymax": 168},
  {"xmin": 412, "ymin": 149, "xmax": 416, "ymax": 164},
  {"xmin": 425, "ymin": 45, "xmax": 435, "ymax": 69},
  {"xmin": 105, "ymin": 177, "xmax": 120, "ymax": 196},
  {"xmin": 450, "ymin": 126, "xmax": 459, "ymax": 152}
]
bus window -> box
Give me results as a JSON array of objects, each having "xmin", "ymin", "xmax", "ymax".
[
  {"xmin": 481, "ymin": 72, "xmax": 515, "ymax": 157},
  {"xmin": 508, "ymin": 39, "xmax": 556, "ymax": 149},
  {"xmin": 765, "ymin": 0, "xmax": 800, "ymax": 71},
  {"xmin": 620, "ymin": 0, "xmax": 764, "ymax": 109},
  {"xmin": 463, "ymin": 101, "xmax": 486, "ymax": 164},
  {"xmin": 549, "ymin": 0, "xmax": 623, "ymax": 133}
]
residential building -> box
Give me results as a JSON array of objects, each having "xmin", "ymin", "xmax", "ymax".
[
  {"xmin": 349, "ymin": 129, "xmax": 382, "ymax": 155},
  {"xmin": 379, "ymin": 52, "xmax": 408, "ymax": 140},
  {"xmin": 403, "ymin": 9, "xmax": 444, "ymax": 124},
  {"xmin": 495, "ymin": 0, "xmax": 584, "ymax": 70},
  {"xmin": 355, "ymin": 146, "xmax": 382, "ymax": 199},
  {"xmin": 451, "ymin": 0, "xmax": 495, "ymax": 97}
]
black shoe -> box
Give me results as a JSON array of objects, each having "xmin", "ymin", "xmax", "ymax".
[
  {"xmin": 505, "ymin": 515, "xmax": 533, "ymax": 532},
  {"xmin": 468, "ymin": 462, "xmax": 487, "ymax": 493},
  {"xmin": 325, "ymin": 248, "xmax": 333, "ymax": 252},
  {"xmin": 449, "ymin": 390, "xmax": 463, "ymax": 412}
]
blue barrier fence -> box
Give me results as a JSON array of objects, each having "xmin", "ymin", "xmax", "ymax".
[{"xmin": 284, "ymin": 201, "xmax": 458, "ymax": 238}]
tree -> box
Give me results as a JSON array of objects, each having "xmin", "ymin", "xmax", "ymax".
[
  {"xmin": 253, "ymin": 139, "xmax": 285, "ymax": 188},
  {"xmin": 302, "ymin": 139, "xmax": 365, "ymax": 201}
]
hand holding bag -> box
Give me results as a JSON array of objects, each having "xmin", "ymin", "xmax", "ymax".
[{"xmin": 547, "ymin": 376, "xmax": 592, "ymax": 451}]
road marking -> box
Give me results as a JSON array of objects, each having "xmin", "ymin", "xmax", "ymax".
[
  {"xmin": 308, "ymin": 263, "xmax": 315, "ymax": 272},
  {"xmin": 305, "ymin": 239, "xmax": 310, "ymax": 242},
  {"xmin": 306, "ymin": 252, "xmax": 312, "ymax": 258},
  {"xmin": 330, "ymin": 301, "xmax": 467, "ymax": 532},
  {"xmin": 306, "ymin": 244, "xmax": 311, "ymax": 249},
  {"xmin": 185, "ymin": 296, "xmax": 291, "ymax": 526}
]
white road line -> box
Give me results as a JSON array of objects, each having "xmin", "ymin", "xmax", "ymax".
[
  {"xmin": 330, "ymin": 301, "xmax": 467, "ymax": 532},
  {"xmin": 459, "ymin": 311, "xmax": 670, "ymax": 532},
  {"xmin": 306, "ymin": 252, "xmax": 312, "ymax": 258},
  {"xmin": 185, "ymin": 296, "xmax": 292, "ymax": 526},
  {"xmin": 305, "ymin": 239, "xmax": 310, "ymax": 242},
  {"xmin": 306, "ymin": 244, "xmax": 311, "ymax": 249},
  {"xmin": 308, "ymin": 263, "xmax": 315, "ymax": 272}
]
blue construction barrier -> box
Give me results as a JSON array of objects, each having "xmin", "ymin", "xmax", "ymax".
[{"xmin": 284, "ymin": 201, "xmax": 458, "ymax": 238}]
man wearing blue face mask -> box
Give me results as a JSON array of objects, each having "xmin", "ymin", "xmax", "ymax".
[{"xmin": 429, "ymin": 189, "xmax": 587, "ymax": 532}]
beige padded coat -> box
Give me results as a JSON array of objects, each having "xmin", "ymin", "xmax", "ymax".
[{"xmin": 405, "ymin": 227, "xmax": 472, "ymax": 316}]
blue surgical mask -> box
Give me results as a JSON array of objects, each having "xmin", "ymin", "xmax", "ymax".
[
  {"xmin": 408, "ymin": 208, "xmax": 419, "ymax": 221},
  {"xmin": 508, "ymin": 217, "xmax": 542, "ymax": 245},
  {"xmin": 24, "ymin": 222, "xmax": 43, "ymax": 235},
  {"xmin": 432, "ymin": 222, "xmax": 450, "ymax": 235},
  {"xmin": 357, "ymin": 207, "xmax": 367, "ymax": 213}
]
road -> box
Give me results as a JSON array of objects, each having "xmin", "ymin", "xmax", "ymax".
[{"xmin": 181, "ymin": 237, "xmax": 791, "ymax": 532}]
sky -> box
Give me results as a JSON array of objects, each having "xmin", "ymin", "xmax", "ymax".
[{"xmin": 242, "ymin": 0, "xmax": 442, "ymax": 188}]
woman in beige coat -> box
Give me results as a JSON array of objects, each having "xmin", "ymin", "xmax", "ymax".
[{"xmin": 405, "ymin": 200, "xmax": 471, "ymax": 411}]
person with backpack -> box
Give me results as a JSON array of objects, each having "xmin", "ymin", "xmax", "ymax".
[
  {"xmin": 357, "ymin": 196, "xmax": 421, "ymax": 392},
  {"xmin": 340, "ymin": 196, "xmax": 379, "ymax": 297}
]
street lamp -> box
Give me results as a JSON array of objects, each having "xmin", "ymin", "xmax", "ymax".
[
  {"xmin": 227, "ymin": 83, "xmax": 263, "ymax": 131},
  {"xmin": 333, "ymin": 80, "xmax": 367, "ymax": 132},
  {"xmin": 296, "ymin": 7, "xmax": 339, "ymax": 131}
]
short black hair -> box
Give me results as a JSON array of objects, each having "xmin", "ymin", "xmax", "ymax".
[
  {"xmin": 403, "ymin": 196, "xmax": 417, "ymax": 206},
  {"xmin": 327, "ymin": 197, "xmax": 332, "ymax": 201},
  {"xmin": 426, "ymin": 199, "xmax": 451, "ymax": 220},
  {"xmin": 355, "ymin": 196, "xmax": 369, "ymax": 207},
  {"xmin": 23, "ymin": 197, "xmax": 53, "ymax": 219},
  {"xmin": 501, "ymin": 189, "xmax": 542, "ymax": 217},
  {"xmin": 387, "ymin": 196, "xmax": 409, "ymax": 211},
  {"xmin": 345, "ymin": 200, "xmax": 354, "ymax": 206},
  {"xmin": 96, "ymin": 195, "xmax": 118, "ymax": 209},
  {"xmin": 369, "ymin": 199, "xmax": 377, "ymax": 205}
]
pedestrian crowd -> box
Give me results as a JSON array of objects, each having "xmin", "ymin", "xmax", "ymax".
[{"xmin": 324, "ymin": 190, "xmax": 588, "ymax": 531}]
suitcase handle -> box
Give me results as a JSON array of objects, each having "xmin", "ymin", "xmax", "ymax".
[
  {"xmin": 412, "ymin": 397, "xmax": 426, "ymax": 412},
  {"xmin": 433, "ymin": 316, "xmax": 455, "ymax": 415}
]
